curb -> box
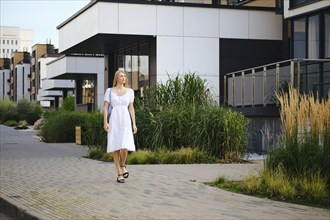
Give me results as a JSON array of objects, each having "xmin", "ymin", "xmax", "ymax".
[{"xmin": 0, "ymin": 195, "xmax": 43, "ymax": 220}]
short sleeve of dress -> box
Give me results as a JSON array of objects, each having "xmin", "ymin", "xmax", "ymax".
[
  {"xmin": 104, "ymin": 88, "xmax": 110, "ymax": 103},
  {"xmin": 129, "ymin": 88, "xmax": 134, "ymax": 103}
]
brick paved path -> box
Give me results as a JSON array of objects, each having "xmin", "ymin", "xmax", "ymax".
[{"xmin": 0, "ymin": 125, "xmax": 329, "ymax": 219}]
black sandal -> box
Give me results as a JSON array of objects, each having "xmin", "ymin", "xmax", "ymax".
[
  {"xmin": 121, "ymin": 165, "xmax": 129, "ymax": 178},
  {"xmin": 117, "ymin": 174, "xmax": 125, "ymax": 183}
]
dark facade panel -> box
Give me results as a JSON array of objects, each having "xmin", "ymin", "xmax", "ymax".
[{"xmin": 219, "ymin": 38, "xmax": 286, "ymax": 99}]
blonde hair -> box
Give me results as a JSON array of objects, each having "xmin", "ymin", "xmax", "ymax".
[{"xmin": 113, "ymin": 69, "xmax": 129, "ymax": 88}]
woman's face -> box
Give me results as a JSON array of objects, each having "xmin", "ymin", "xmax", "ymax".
[{"xmin": 117, "ymin": 72, "xmax": 127, "ymax": 85}]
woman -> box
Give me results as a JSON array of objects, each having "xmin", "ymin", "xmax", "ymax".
[{"xmin": 103, "ymin": 69, "xmax": 137, "ymax": 183}]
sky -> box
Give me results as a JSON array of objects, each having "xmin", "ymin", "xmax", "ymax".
[{"xmin": 0, "ymin": 0, "xmax": 90, "ymax": 48}]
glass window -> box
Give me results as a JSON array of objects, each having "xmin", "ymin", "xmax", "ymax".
[
  {"xmin": 2, "ymin": 49, "xmax": 4, "ymax": 53},
  {"xmin": 15, "ymin": 40, "xmax": 18, "ymax": 45},
  {"xmin": 7, "ymin": 40, "xmax": 9, "ymax": 44},
  {"xmin": 139, "ymin": 42, "xmax": 150, "ymax": 94},
  {"xmin": 308, "ymin": 15, "xmax": 319, "ymax": 59},
  {"xmin": 325, "ymin": 12, "xmax": 330, "ymax": 58},
  {"xmin": 290, "ymin": 0, "xmax": 316, "ymax": 8},
  {"xmin": 2, "ymin": 40, "xmax": 5, "ymax": 44},
  {"xmin": 131, "ymin": 46, "xmax": 139, "ymax": 90},
  {"xmin": 293, "ymin": 18, "xmax": 306, "ymax": 58},
  {"xmin": 11, "ymin": 40, "xmax": 13, "ymax": 45}
]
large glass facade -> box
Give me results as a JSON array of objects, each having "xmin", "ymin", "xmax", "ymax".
[
  {"xmin": 291, "ymin": 9, "xmax": 330, "ymax": 100},
  {"xmin": 308, "ymin": 15, "xmax": 319, "ymax": 59},
  {"xmin": 325, "ymin": 12, "xmax": 330, "ymax": 58},
  {"xmin": 116, "ymin": 41, "xmax": 150, "ymax": 97},
  {"xmin": 293, "ymin": 18, "xmax": 306, "ymax": 58}
]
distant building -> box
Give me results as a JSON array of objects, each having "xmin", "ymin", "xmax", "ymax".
[
  {"xmin": 8, "ymin": 51, "xmax": 31, "ymax": 101},
  {"xmin": 38, "ymin": 53, "xmax": 75, "ymax": 108},
  {"xmin": 0, "ymin": 26, "xmax": 34, "ymax": 58},
  {"xmin": 30, "ymin": 44, "xmax": 58, "ymax": 101},
  {"xmin": 0, "ymin": 58, "xmax": 11, "ymax": 100}
]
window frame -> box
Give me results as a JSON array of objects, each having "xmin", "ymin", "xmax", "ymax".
[{"xmin": 289, "ymin": 0, "xmax": 321, "ymax": 9}]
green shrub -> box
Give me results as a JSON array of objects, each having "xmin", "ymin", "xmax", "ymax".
[
  {"xmin": 135, "ymin": 105, "xmax": 248, "ymax": 160},
  {"xmin": 267, "ymin": 87, "xmax": 330, "ymax": 187},
  {"xmin": 242, "ymin": 176, "xmax": 262, "ymax": 194},
  {"xmin": 0, "ymin": 99, "xmax": 16, "ymax": 123},
  {"xmin": 142, "ymin": 72, "xmax": 213, "ymax": 110},
  {"xmin": 89, "ymin": 148, "xmax": 104, "ymax": 160},
  {"xmin": 61, "ymin": 96, "xmax": 75, "ymax": 111},
  {"xmin": 3, "ymin": 120, "xmax": 18, "ymax": 127},
  {"xmin": 101, "ymin": 153, "xmax": 114, "ymax": 162},
  {"xmin": 41, "ymin": 111, "xmax": 85, "ymax": 143},
  {"xmin": 16, "ymin": 99, "xmax": 43, "ymax": 125},
  {"xmin": 81, "ymin": 112, "xmax": 106, "ymax": 151},
  {"xmin": 1, "ymin": 111, "xmax": 19, "ymax": 124},
  {"xmin": 127, "ymin": 150, "xmax": 155, "ymax": 164},
  {"xmin": 299, "ymin": 171, "xmax": 328, "ymax": 201},
  {"xmin": 135, "ymin": 73, "xmax": 249, "ymax": 161}
]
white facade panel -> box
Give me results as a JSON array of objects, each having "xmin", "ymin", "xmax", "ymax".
[
  {"xmin": 183, "ymin": 37, "xmax": 219, "ymax": 98},
  {"xmin": 16, "ymin": 63, "xmax": 30, "ymax": 100},
  {"xmin": 59, "ymin": 5, "xmax": 99, "ymax": 53},
  {"xmin": 157, "ymin": 36, "xmax": 184, "ymax": 82},
  {"xmin": 20, "ymin": 29, "xmax": 34, "ymax": 52},
  {"xmin": 98, "ymin": 3, "xmax": 119, "ymax": 34},
  {"xmin": 184, "ymin": 7, "xmax": 219, "ymax": 38},
  {"xmin": 219, "ymin": 9, "xmax": 249, "ymax": 39},
  {"xmin": 157, "ymin": 6, "xmax": 184, "ymax": 36},
  {"xmin": 40, "ymin": 57, "xmax": 57, "ymax": 83},
  {"xmin": 47, "ymin": 56, "xmax": 105, "ymax": 109},
  {"xmin": 248, "ymin": 11, "xmax": 282, "ymax": 40},
  {"xmin": 47, "ymin": 56, "xmax": 67, "ymax": 79},
  {"xmin": 118, "ymin": 4, "xmax": 157, "ymax": 35},
  {"xmin": 42, "ymin": 80, "xmax": 75, "ymax": 90},
  {"xmin": 0, "ymin": 69, "xmax": 10, "ymax": 100},
  {"xmin": 284, "ymin": 0, "xmax": 330, "ymax": 19}
]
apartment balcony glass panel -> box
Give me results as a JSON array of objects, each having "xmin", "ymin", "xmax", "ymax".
[{"xmin": 225, "ymin": 59, "xmax": 330, "ymax": 107}]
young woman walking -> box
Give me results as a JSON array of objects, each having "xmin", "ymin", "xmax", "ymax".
[{"xmin": 103, "ymin": 69, "xmax": 137, "ymax": 183}]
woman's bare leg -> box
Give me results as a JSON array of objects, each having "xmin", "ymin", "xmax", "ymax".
[
  {"xmin": 120, "ymin": 149, "xmax": 129, "ymax": 177},
  {"xmin": 114, "ymin": 150, "xmax": 124, "ymax": 182}
]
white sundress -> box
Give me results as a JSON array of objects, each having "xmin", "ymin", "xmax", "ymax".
[{"xmin": 104, "ymin": 88, "xmax": 136, "ymax": 153}]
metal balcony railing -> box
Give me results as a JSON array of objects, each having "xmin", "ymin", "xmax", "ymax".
[{"xmin": 224, "ymin": 59, "xmax": 330, "ymax": 108}]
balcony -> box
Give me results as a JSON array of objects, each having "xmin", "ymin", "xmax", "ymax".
[
  {"xmin": 28, "ymin": 74, "xmax": 31, "ymax": 78},
  {"xmin": 224, "ymin": 59, "xmax": 330, "ymax": 108}
]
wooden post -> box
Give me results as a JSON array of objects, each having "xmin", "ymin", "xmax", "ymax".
[{"xmin": 75, "ymin": 126, "xmax": 81, "ymax": 145}]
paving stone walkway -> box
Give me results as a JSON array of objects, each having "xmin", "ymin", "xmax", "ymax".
[{"xmin": 0, "ymin": 125, "xmax": 329, "ymax": 219}]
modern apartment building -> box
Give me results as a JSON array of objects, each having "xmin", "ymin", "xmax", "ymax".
[
  {"xmin": 8, "ymin": 52, "xmax": 31, "ymax": 101},
  {"xmin": 38, "ymin": 54, "xmax": 75, "ymax": 108},
  {"xmin": 55, "ymin": 0, "xmax": 283, "ymax": 110},
  {"xmin": 47, "ymin": 54, "xmax": 104, "ymax": 111},
  {"xmin": 0, "ymin": 58, "xmax": 11, "ymax": 100},
  {"xmin": 30, "ymin": 44, "xmax": 58, "ymax": 101},
  {"xmin": 224, "ymin": 0, "xmax": 330, "ymax": 152},
  {"xmin": 0, "ymin": 26, "xmax": 34, "ymax": 58}
]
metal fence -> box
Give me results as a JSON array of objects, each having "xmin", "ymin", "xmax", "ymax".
[{"xmin": 224, "ymin": 59, "xmax": 330, "ymax": 107}]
